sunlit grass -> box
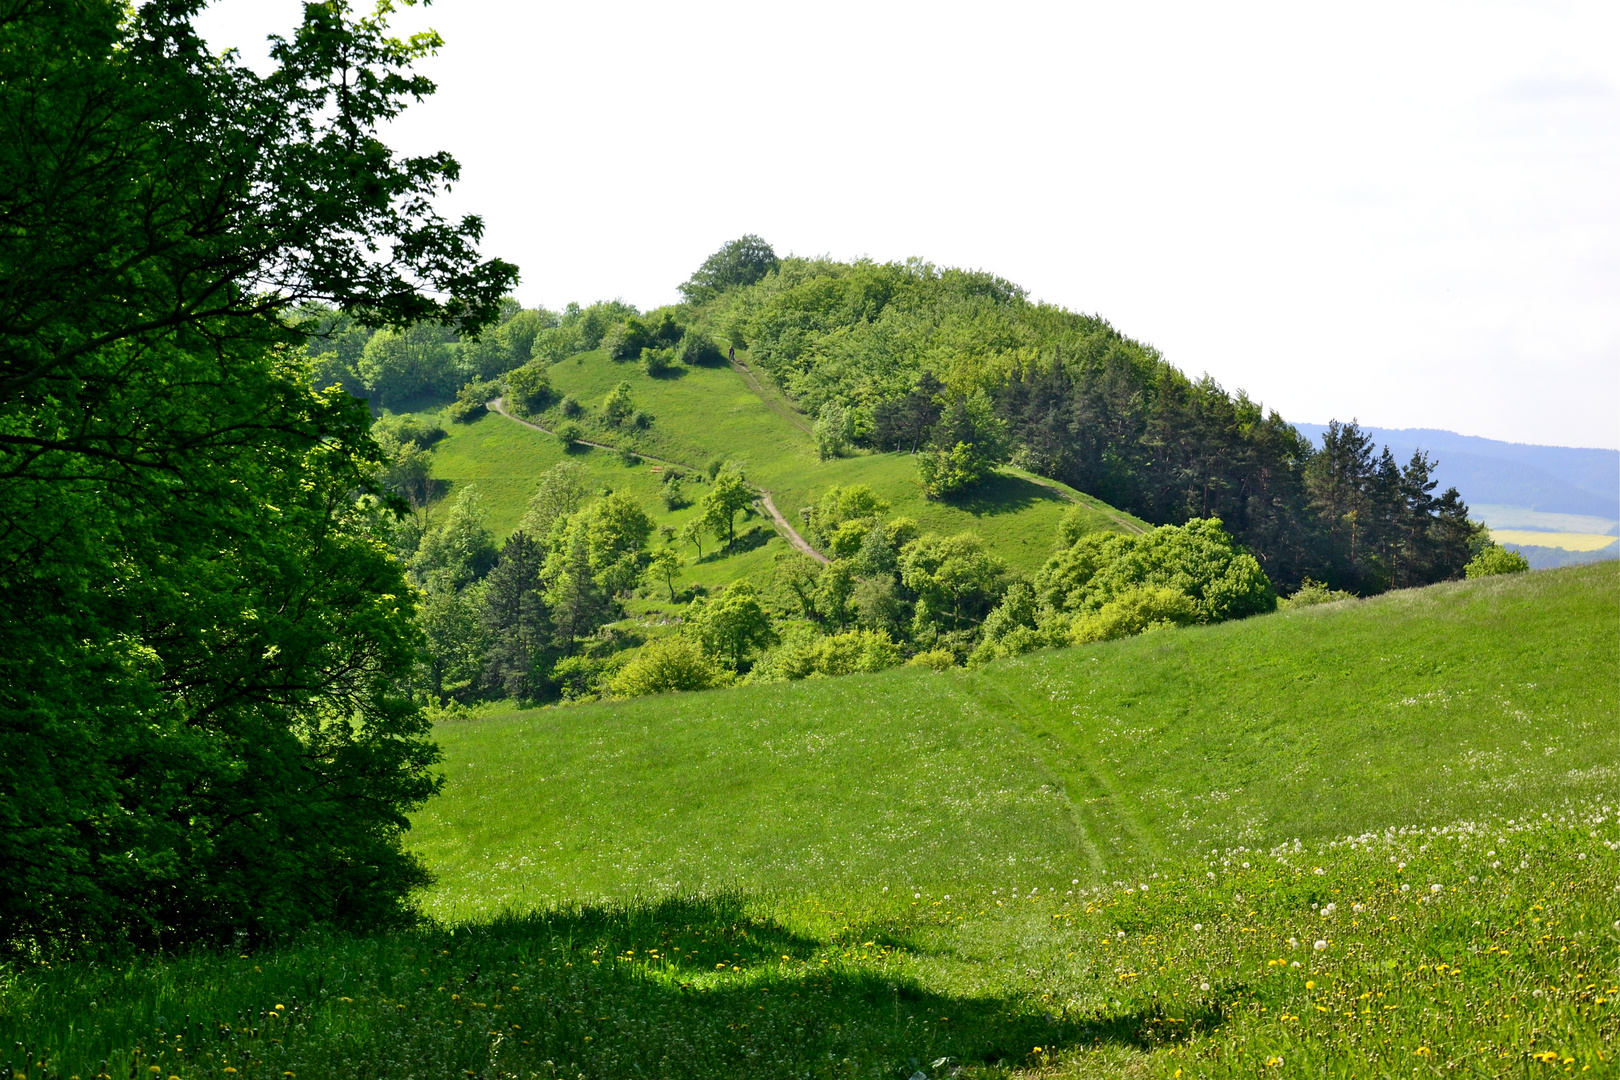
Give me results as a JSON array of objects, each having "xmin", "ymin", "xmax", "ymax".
[{"xmin": 4, "ymin": 565, "xmax": 1614, "ymax": 1078}]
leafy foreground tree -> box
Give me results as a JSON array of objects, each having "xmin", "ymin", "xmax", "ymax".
[{"xmin": 0, "ymin": 0, "xmax": 515, "ymax": 947}]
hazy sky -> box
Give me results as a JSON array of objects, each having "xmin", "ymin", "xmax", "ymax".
[{"xmin": 197, "ymin": 1, "xmax": 1618, "ymax": 450}]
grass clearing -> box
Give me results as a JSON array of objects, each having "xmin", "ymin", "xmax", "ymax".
[{"xmin": 4, "ymin": 565, "xmax": 1614, "ymax": 1078}]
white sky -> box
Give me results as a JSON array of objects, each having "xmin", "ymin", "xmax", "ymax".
[{"xmin": 196, "ymin": 0, "xmax": 1619, "ymax": 450}]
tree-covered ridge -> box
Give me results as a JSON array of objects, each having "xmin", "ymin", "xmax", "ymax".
[
  {"xmin": 682, "ymin": 252, "xmax": 1477, "ymax": 594},
  {"xmin": 341, "ymin": 242, "xmax": 1492, "ymax": 597}
]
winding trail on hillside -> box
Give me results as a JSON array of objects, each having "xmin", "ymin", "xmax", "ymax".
[
  {"xmin": 729, "ymin": 357, "xmax": 813, "ymax": 436},
  {"xmin": 722, "ymin": 360, "xmax": 1151, "ymax": 539},
  {"xmin": 487, "ymin": 397, "xmax": 827, "ymax": 561}
]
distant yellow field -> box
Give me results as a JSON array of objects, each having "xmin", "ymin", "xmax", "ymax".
[{"xmin": 1492, "ymin": 529, "xmax": 1618, "ymax": 552}]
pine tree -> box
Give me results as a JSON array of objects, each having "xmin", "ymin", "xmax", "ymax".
[{"xmin": 482, "ymin": 532, "xmax": 552, "ymax": 699}]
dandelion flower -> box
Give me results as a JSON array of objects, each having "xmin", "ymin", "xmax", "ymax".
[{"xmin": 1305, "ymin": 980, "xmax": 1316, "ymax": 989}]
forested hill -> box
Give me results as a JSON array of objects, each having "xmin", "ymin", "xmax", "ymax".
[
  {"xmin": 679, "ymin": 244, "xmax": 1478, "ymax": 596},
  {"xmin": 327, "ymin": 238, "xmax": 1492, "ymax": 598}
]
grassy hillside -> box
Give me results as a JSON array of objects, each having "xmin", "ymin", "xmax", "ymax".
[
  {"xmin": 413, "ymin": 348, "xmax": 1146, "ymax": 585},
  {"xmin": 412, "ymin": 563, "xmax": 1616, "ymax": 917},
  {"xmin": 7, "ymin": 566, "xmax": 1614, "ymax": 1079}
]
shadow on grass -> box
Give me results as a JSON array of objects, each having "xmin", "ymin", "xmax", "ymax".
[
  {"xmin": 9, "ymin": 893, "xmax": 1220, "ymax": 1079},
  {"xmin": 693, "ymin": 524, "xmax": 774, "ymax": 563},
  {"xmin": 949, "ymin": 471, "xmax": 1069, "ymax": 518}
]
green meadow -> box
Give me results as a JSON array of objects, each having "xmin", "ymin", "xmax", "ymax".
[{"xmin": 5, "ymin": 564, "xmax": 1614, "ymax": 1079}]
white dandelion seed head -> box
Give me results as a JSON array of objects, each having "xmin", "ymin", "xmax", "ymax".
[
  {"xmin": 1200, "ymin": 982, "xmax": 1211, "ymax": 991},
  {"xmin": 1314, "ymin": 940, "xmax": 1327, "ymax": 951},
  {"xmin": 1117, "ymin": 930, "xmax": 1125, "ymax": 938},
  {"xmin": 1193, "ymin": 923, "xmax": 1203, "ymax": 931},
  {"xmin": 1401, "ymin": 884, "xmax": 1410, "ymax": 892},
  {"xmin": 913, "ymin": 893, "xmax": 921, "ymax": 899},
  {"xmin": 1430, "ymin": 884, "xmax": 1442, "ymax": 894}
]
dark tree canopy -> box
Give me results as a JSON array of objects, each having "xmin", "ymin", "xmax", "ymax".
[
  {"xmin": 678, "ymin": 235, "xmax": 781, "ymax": 304},
  {"xmin": 0, "ymin": 0, "xmax": 515, "ymax": 948}
]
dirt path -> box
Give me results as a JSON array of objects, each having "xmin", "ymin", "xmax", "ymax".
[
  {"xmin": 758, "ymin": 490, "xmax": 826, "ymax": 563},
  {"xmin": 730, "ymin": 358, "xmax": 813, "ymax": 436},
  {"xmin": 487, "ymin": 397, "xmax": 827, "ymax": 559}
]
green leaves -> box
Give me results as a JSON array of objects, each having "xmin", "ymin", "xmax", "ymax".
[{"xmin": 0, "ymin": 0, "xmax": 515, "ymax": 947}]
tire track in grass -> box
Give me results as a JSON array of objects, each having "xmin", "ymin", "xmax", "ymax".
[
  {"xmin": 970, "ymin": 668, "xmax": 1167, "ymax": 874},
  {"xmin": 488, "ymin": 396, "xmax": 827, "ymax": 560}
]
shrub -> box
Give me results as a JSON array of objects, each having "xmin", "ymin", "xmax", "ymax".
[
  {"xmin": 1035, "ymin": 517, "xmax": 1276, "ymax": 625},
  {"xmin": 753, "ymin": 628, "xmax": 903, "ymax": 682},
  {"xmin": 617, "ymin": 444, "xmax": 639, "ymax": 467},
  {"xmin": 553, "ymin": 418, "xmax": 584, "ymax": 449},
  {"xmin": 505, "ymin": 363, "xmax": 554, "ymax": 415},
  {"xmin": 676, "ymin": 329, "xmax": 724, "ymax": 366},
  {"xmin": 446, "ymin": 378, "xmax": 497, "ymax": 423},
  {"xmin": 915, "ymin": 441, "xmax": 994, "ymax": 498},
  {"xmin": 631, "ymin": 409, "xmax": 653, "ymax": 429},
  {"xmin": 1069, "ymin": 585, "xmax": 1198, "ymax": 644},
  {"xmin": 549, "ymin": 652, "xmax": 627, "ymax": 701},
  {"xmin": 1280, "ymin": 577, "xmax": 1357, "ymax": 608},
  {"xmin": 1465, "ymin": 543, "xmax": 1531, "ymax": 578},
  {"xmin": 906, "ymin": 649, "xmax": 956, "ymax": 671},
  {"xmin": 647, "ymin": 311, "xmax": 683, "ymax": 348},
  {"xmin": 661, "ymin": 477, "xmax": 687, "ymax": 510},
  {"xmin": 372, "ymin": 413, "xmax": 445, "ymax": 450},
  {"xmin": 558, "ymin": 394, "xmax": 582, "ymax": 417},
  {"xmin": 611, "ymin": 638, "xmax": 730, "ymax": 697},
  {"xmin": 603, "ymin": 381, "xmax": 635, "ymax": 426},
  {"xmin": 601, "ymin": 317, "xmax": 652, "ymax": 362},
  {"xmin": 640, "ymin": 346, "xmax": 676, "ymax": 376}
]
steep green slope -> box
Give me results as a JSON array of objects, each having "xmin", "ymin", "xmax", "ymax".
[
  {"xmin": 410, "ymin": 563, "xmax": 1617, "ymax": 919},
  {"xmin": 414, "ymin": 348, "xmax": 1146, "ymax": 584}
]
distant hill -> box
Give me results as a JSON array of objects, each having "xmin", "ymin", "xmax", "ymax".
[{"xmin": 1293, "ymin": 423, "xmax": 1619, "ymax": 520}]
